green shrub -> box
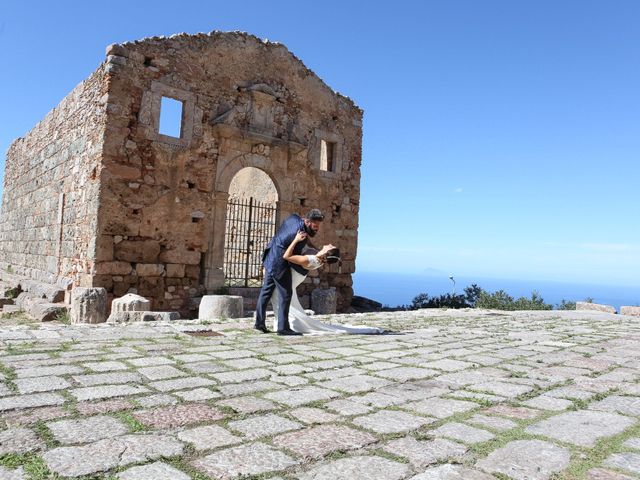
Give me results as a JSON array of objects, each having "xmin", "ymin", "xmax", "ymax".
[
  {"xmin": 556, "ymin": 299, "xmax": 576, "ymax": 310},
  {"xmin": 476, "ymin": 289, "xmax": 552, "ymax": 311}
]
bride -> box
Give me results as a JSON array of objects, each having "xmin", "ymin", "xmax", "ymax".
[{"xmin": 269, "ymin": 230, "xmax": 384, "ymax": 335}]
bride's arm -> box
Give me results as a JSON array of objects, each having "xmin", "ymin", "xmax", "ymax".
[{"xmin": 283, "ymin": 231, "xmax": 312, "ymax": 268}]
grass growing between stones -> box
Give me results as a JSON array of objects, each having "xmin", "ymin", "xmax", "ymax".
[
  {"xmin": 550, "ymin": 422, "xmax": 640, "ymax": 479},
  {"xmin": 32, "ymin": 420, "xmax": 60, "ymax": 449},
  {"xmin": 115, "ymin": 412, "xmax": 148, "ymax": 432},
  {"xmin": 0, "ymin": 453, "xmax": 53, "ymax": 480}
]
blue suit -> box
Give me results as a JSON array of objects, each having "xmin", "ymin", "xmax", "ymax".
[{"xmin": 255, "ymin": 214, "xmax": 308, "ymax": 331}]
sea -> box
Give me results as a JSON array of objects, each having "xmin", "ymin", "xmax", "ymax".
[{"xmin": 352, "ymin": 271, "xmax": 640, "ymax": 311}]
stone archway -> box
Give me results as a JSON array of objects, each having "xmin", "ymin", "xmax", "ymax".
[{"xmin": 223, "ymin": 167, "xmax": 278, "ymax": 287}]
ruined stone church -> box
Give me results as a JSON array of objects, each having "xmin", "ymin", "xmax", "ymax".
[{"xmin": 0, "ymin": 32, "xmax": 362, "ymax": 317}]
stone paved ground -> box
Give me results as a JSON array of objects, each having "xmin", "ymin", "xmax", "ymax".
[{"xmin": 0, "ymin": 309, "xmax": 640, "ymax": 479}]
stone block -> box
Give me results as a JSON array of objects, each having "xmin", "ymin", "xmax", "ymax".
[
  {"xmin": 311, "ymin": 287, "xmax": 337, "ymax": 314},
  {"xmin": 71, "ymin": 287, "xmax": 107, "ymax": 324},
  {"xmin": 136, "ymin": 263, "xmax": 165, "ymax": 276},
  {"xmin": 166, "ymin": 264, "xmax": 185, "ymax": 277},
  {"xmin": 159, "ymin": 249, "xmax": 201, "ymax": 265},
  {"xmin": 199, "ymin": 295, "xmax": 243, "ymax": 320},
  {"xmin": 30, "ymin": 302, "xmax": 67, "ymax": 322},
  {"xmin": 621, "ymin": 306, "xmax": 640, "ymax": 317},
  {"xmin": 115, "ymin": 240, "xmax": 160, "ymax": 263},
  {"xmin": 95, "ymin": 261, "xmax": 133, "ymax": 275},
  {"xmin": 111, "ymin": 293, "xmax": 150, "ymax": 313},
  {"xmin": 576, "ymin": 302, "xmax": 616, "ymax": 314}
]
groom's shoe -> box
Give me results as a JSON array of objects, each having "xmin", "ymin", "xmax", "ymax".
[
  {"xmin": 277, "ymin": 329, "xmax": 302, "ymax": 336},
  {"xmin": 254, "ymin": 325, "xmax": 270, "ymax": 334}
]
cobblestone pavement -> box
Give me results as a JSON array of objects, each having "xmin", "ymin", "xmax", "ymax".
[{"xmin": 1, "ymin": 309, "xmax": 640, "ymax": 479}]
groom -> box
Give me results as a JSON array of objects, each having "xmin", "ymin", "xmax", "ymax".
[{"xmin": 255, "ymin": 209, "xmax": 324, "ymax": 335}]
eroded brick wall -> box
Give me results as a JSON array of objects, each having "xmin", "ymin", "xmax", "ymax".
[{"xmin": 0, "ymin": 68, "xmax": 107, "ymax": 288}]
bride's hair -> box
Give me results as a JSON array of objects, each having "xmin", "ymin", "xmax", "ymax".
[{"xmin": 323, "ymin": 248, "xmax": 341, "ymax": 265}]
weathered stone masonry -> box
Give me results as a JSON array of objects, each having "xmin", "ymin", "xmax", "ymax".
[{"xmin": 0, "ymin": 32, "xmax": 363, "ymax": 317}]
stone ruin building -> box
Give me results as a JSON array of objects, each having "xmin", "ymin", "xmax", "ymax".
[{"xmin": 0, "ymin": 31, "xmax": 363, "ymax": 319}]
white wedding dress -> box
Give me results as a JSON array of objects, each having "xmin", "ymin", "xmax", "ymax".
[{"xmin": 271, "ymin": 267, "xmax": 384, "ymax": 335}]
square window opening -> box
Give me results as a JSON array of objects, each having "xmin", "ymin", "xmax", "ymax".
[
  {"xmin": 159, "ymin": 96, "xmax": 184, "ymax": 138},
  {"xmin": 320, "ymin": 140, "xmax": 336, "ymax": 172}
]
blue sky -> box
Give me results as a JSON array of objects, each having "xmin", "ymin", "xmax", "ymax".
[{"xmin": 1, "ymin": 0, "xmax": 638, "ymax": 287}]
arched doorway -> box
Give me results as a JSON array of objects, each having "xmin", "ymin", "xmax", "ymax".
[{"xmin": 223, "ymin": 167, "xmax": 278, "ymax": 287}]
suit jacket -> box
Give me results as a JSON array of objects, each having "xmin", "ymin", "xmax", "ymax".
[{"xmin": 262, "ymin": 214, "xmax": 308, "ymax": 279}]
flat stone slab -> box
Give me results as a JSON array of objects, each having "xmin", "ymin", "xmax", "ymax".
[
  {"xmin": 476, "ymin": 439, "xmax": 571, "ymax": 479},
  {"xmin": 432, "ymin": 422, "xmax": 495, "ymax": 444},
  {"xmin": 76, "ymin": 399, "xmax": 133, "ymax": 415},
  {"xmin": 587, "ymin": 468, "xmax": 636, "ymax": 479},
  {"xmin": 70, "ymin": 384, "xmax": 150, "ymax": 402},
  {"xmin": 174, "ymin": 387, "xmax": 220, "ymax": 402},
  {"xmin": 525, "ymin": 410, "xmax": 635, "ymax": 447},
  {"xmin": 352, "ymin": 409, "xmax": 434, "ymax": 434},
  {"xmin": 0, "ymin": 427, "xmax": 45, "ymax": 454},
  {"xmin": 0, "ymin": 392, "xmax": 65, "ymax": 412},
  {"xmin": 288, "ymin": 407, "xmax": 339, "ymax": 424},
  {"xmin": 374, "ymin": 366, "xmax": 438, "ymax": 381},
  {"xmin": 604, "ymin": 452, "xmax": 640, "ymax": 474},
  {"xmin": 117, "ymin": 461, "xmax": 190, "ymax": 480},
  {"xmin": 297, "ymin": 455, "xmax": 410, "ymax": 480},
  {"xmin": 72, "ymin": 372, "xmax": 143, "ymax": 387},
  {"xmin": 273, "ymin": 424, "xmax": 377, "ymax": 459},
  {"xmin": 522, "ymin": 394, "xmax": 574, "ymax": 411},
  {"xmin": 177, "ymin": 425, "xmax": 242, "ymax": 451},
  {"xmin": 469, "ymin": 380, "xmax": 534, "ymax": 398},
  {"xmin": 466, "ymin": 413, "xmax": 518, "ymax": 431},
  {"xmin": 263, "ymin": 386, "xmax": 340, "ymax": 407},
  {"xmin": 589, "ymin": 395, "xmax": 640, "ymax": 416},
  {"xmin": 484, "ymin": 404, "xmax": 542, "ymax": 419},
  {"xmin": 411, "ymin": 464, "xmax": 496, "ymax": 479},
  {"xmin": 134, "ymin": 404, "xmax": 225, "ymax": 429},
  {"xmin": 47, "ymin": 415, "xmax": 129, "ymax": 444},
  {"xmin": 13, "ymin": 364, "xmax": 84, "ymax": 378},
  {"xmin": 217, "ymin": 396, "xmax": 278, "ymax": 414},
  {"xmin": 43, "ymin": 434, "xmax": 184, "ymax": 477},
  {"xmin": 0, "ymin": 466, "xmax": 25, "ymax": 480},
  {"xmin": 138, "ymin": 365, "xmax": 188, "ymax": 380},
  {"xmin": 228, "ymin": 413, "xmax": 302, "ymax": 439},
  {"xmin": 14, "ymin": 376, "xmax": 71, "ymax": 394},
  {"xmin": 318, "ymin": 374, "xmax": 391, "ymax": 393},
  {"xmin": 383, "ymin": 437, "xmax": 467, "ymax": 469},
  {"xmin": 192, "ymin": 442, "xmax": 298, "ymax": 479},
  {"xmin": 403, "ymin": 397, "xmax": 478, "ymax": 418},
  {"xmin": 149, "ymin": 376, "xmax": 216, "ymax": 392}
]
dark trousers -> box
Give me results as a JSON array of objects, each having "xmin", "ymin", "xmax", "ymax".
[{"xmin": 255, "ymin": 269, "xmax": 292, "ymax": 332}]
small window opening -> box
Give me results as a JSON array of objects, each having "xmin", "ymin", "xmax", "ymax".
[
  {"xmin": 320, "ymin": 140, "xmax": 336, "ymax": 172},
  {"xmin": 187, "ymin": 181, "xmax": 196, "ymax": 189},
  {"xmin": 144, "ymin": 56, "xmax": 153, "ymax": 66},
  {"xmin": 299, "ymin": 198, "xmax": 306, "ymax": 206},
  {"xmin": 192, "ymin": 217, "xmax": 201, "ymax": 223},
  {"xmin": 159, "ymin": 96, "xmax": 184, "ymax": 138}
]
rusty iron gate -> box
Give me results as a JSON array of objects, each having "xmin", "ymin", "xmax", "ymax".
[{"xmin": 223, "ymin": 197, "xmax": 277, "ymax": 287}]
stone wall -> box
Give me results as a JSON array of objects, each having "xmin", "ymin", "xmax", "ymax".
[
  {"xmin": 0, "ymin": 68, "xmax": 107, "ymax": 289},
  {"xmin": 1, "ymin": 32, "xmax": 362, "ymax": 316},
  {"xmin": 92, "ymin": 32, "xmax": 362, "ymax": 315}
]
